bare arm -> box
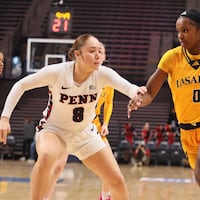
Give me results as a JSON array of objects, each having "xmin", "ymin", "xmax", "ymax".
[
  {"xmin": 141, "ymin": 68, "xmax": 168, "ymax": 106},
  {"xmin": 128, "ymin": 68, "xmax": 168, "ymax": 117}
]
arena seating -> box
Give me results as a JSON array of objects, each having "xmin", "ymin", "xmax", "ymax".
[
  {"xmin": 108, "ymin": 100, "xmax": 170, "ymax": 151},
  {"xmin": 146, "ymin": 140, "xmax": 157, "ymax": 165},
  {"xmin": 0, "ymin": 0, "xmax": 32, "ymax": 43},
  {"xmin": 0, "ymin": 135, "xmax": 16, "ymax": 160},
  {"xmin": 169, "ymin": 141, "xmax": 185, "ymax": 165},
  {"xmin": 41, "ymin": 0, "xmax": 186, "ymax": 83},
  {"xmin": 0, "ymin": 0, "xmax": 186, "ymax": 81},
  {"xmin": 156, "ymin": 141, "xmax": 171, "ymax": 165}
]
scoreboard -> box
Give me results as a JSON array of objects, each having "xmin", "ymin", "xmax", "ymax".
[{"xmin": 48, "ymin": 7, "xmax": 73, "ymax": 35}]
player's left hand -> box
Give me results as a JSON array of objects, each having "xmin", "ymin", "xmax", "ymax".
[{"xmin": 127, "ymin": 86, "xmax": 147, "ymax": 118}]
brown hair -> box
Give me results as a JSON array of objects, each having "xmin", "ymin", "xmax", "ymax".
[{"xmin": 68, "ymin": 34, "xmax": 96, "ymax": 60}]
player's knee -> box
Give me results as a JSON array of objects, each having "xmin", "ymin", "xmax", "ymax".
[
  {"xmin": 53, "ymin": 163, "xmax": 64, "ymax": 175},
  {"xmin": 108, "ymin": 173, "xmax": 126, "ymax": 189},
  {"xmin": 37, "ymin": 151, "xmax": 57, "ymax": 168}
]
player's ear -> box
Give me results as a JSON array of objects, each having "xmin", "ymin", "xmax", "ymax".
[{"xmin": 74, "ymin": 50, "xmax": 81, "ymax": 58}]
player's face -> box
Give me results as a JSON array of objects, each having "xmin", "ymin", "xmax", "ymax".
[
  {"xmin": 0, "ymin": 53, "xmax": 4, "ymax": 75},
  {"xmin": 76, "ymin": 37, "xmax": 105, "ymax": 72},
  {"xmin": 176, "ymin": 17, "xmax": 200, "ymax": 53}
]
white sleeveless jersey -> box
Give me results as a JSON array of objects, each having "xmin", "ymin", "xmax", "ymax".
[{"xmin": 2, "ymin": 61, "xmax": 138, "ymax": 132}]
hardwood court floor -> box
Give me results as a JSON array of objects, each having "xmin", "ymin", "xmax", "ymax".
[{"xmin": 0, "ymin": 160, "xmax": 200, "ymax": 200}]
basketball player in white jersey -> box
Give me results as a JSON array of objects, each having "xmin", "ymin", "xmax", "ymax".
[
  {"xmin": 43, "ymin": 42, "xmax": 114, "ymax": 200},
  {"xmin": 0, "ymin": 34, "xmax": 146, "ymax": 200}
]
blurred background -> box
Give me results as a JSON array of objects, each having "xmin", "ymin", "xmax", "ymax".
[{"xmin": 0, "ymin": 0, "xmax": 199, "ymax": 166}]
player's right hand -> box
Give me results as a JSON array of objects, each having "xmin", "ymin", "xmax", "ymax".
[
  {"xmin": 101, "ymin": 123, "xmax": 109, "ymax": 136},
  {"xmin": 0, "ymin": 117, "xmax": 11, "ymax": 145}
]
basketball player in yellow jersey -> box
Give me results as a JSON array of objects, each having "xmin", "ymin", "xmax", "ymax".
[
  {"xmin": 93, "ymin": 86, "xmax": 114, "ymax": 200},
  {"xmin": 128, "ymin": 9, "xmax": 200, "ymax": 186},
  {"xmin": 93, "ymin": 87, "xmax": 114, "ymax": 141}
]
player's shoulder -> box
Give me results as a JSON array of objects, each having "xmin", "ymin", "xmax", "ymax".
[
  {"xmin": 164, "ymin": 46, "xmax": 182, "ymax": 57},
  {"xmin": 44, "ymin": 61, "xmax": 74, "ymax": 73},
  {"xmin": 171, "ymin": 46, "xmax": 182, "ymax": 55},
  {"xmin": 98, "ymin": 65, "xmax": 116, "ymax": 75},
  {"xmin": 36, "ymin": 61, "xmax": 74, "ymax": 82}
]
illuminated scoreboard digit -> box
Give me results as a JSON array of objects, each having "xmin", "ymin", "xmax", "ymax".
[{"xmin": 49, "ymin": 7, "xmax": 73, "ymax": 35}]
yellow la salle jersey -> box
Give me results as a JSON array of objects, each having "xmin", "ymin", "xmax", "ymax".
[
  {"xmin": 158, "ymin": 46, "xmax": 200, "ymax": 123},
  {"xmin": 95, "ymin": 87, "xmax": 114, "ymax": 124}
]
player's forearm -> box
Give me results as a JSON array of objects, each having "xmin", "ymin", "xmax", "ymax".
[
  {"xmin": 140, "ymin": 93, "xmax": 154, "ymax": 107},
  {"xmin": 103, "ymin": 104, "xmax": 113, "ymax": 123},
  {"xmin": 1, "ymin": 82, "xmax": 25, "ymax": 118}
]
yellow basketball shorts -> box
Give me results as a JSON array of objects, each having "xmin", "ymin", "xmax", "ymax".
[{"xmin": 180, "ymin": 127, "xmax": 200, "ymax": 169}]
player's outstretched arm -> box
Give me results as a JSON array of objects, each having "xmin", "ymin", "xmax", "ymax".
[{"xmin": 127, "ymin": 68, "xmax": 167, "ymax": 118}]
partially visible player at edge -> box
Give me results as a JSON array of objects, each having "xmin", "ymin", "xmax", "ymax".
[
  {"xmin": 128, "ymin": 9, "xmax": 200, "ymax": 186},
  {"xmin": 0, "ymin": 52, "xmax": 4, "ymax": 75},
  {"xmin": 0, "ymin": 34, "xmax": 146, "ymax": 200},
  {"xmin": 94, "ymin": 86, "xmax": 114, "ymax": 200}
]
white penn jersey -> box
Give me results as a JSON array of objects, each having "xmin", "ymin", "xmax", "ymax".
[{"xmin": 1, "ymin": 61, "xmax": 138, "ymax": 132}]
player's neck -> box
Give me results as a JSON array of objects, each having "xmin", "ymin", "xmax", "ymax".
[{"xmin": 73, "ymin": 63, "xmax": 91, "ymax": 83}]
